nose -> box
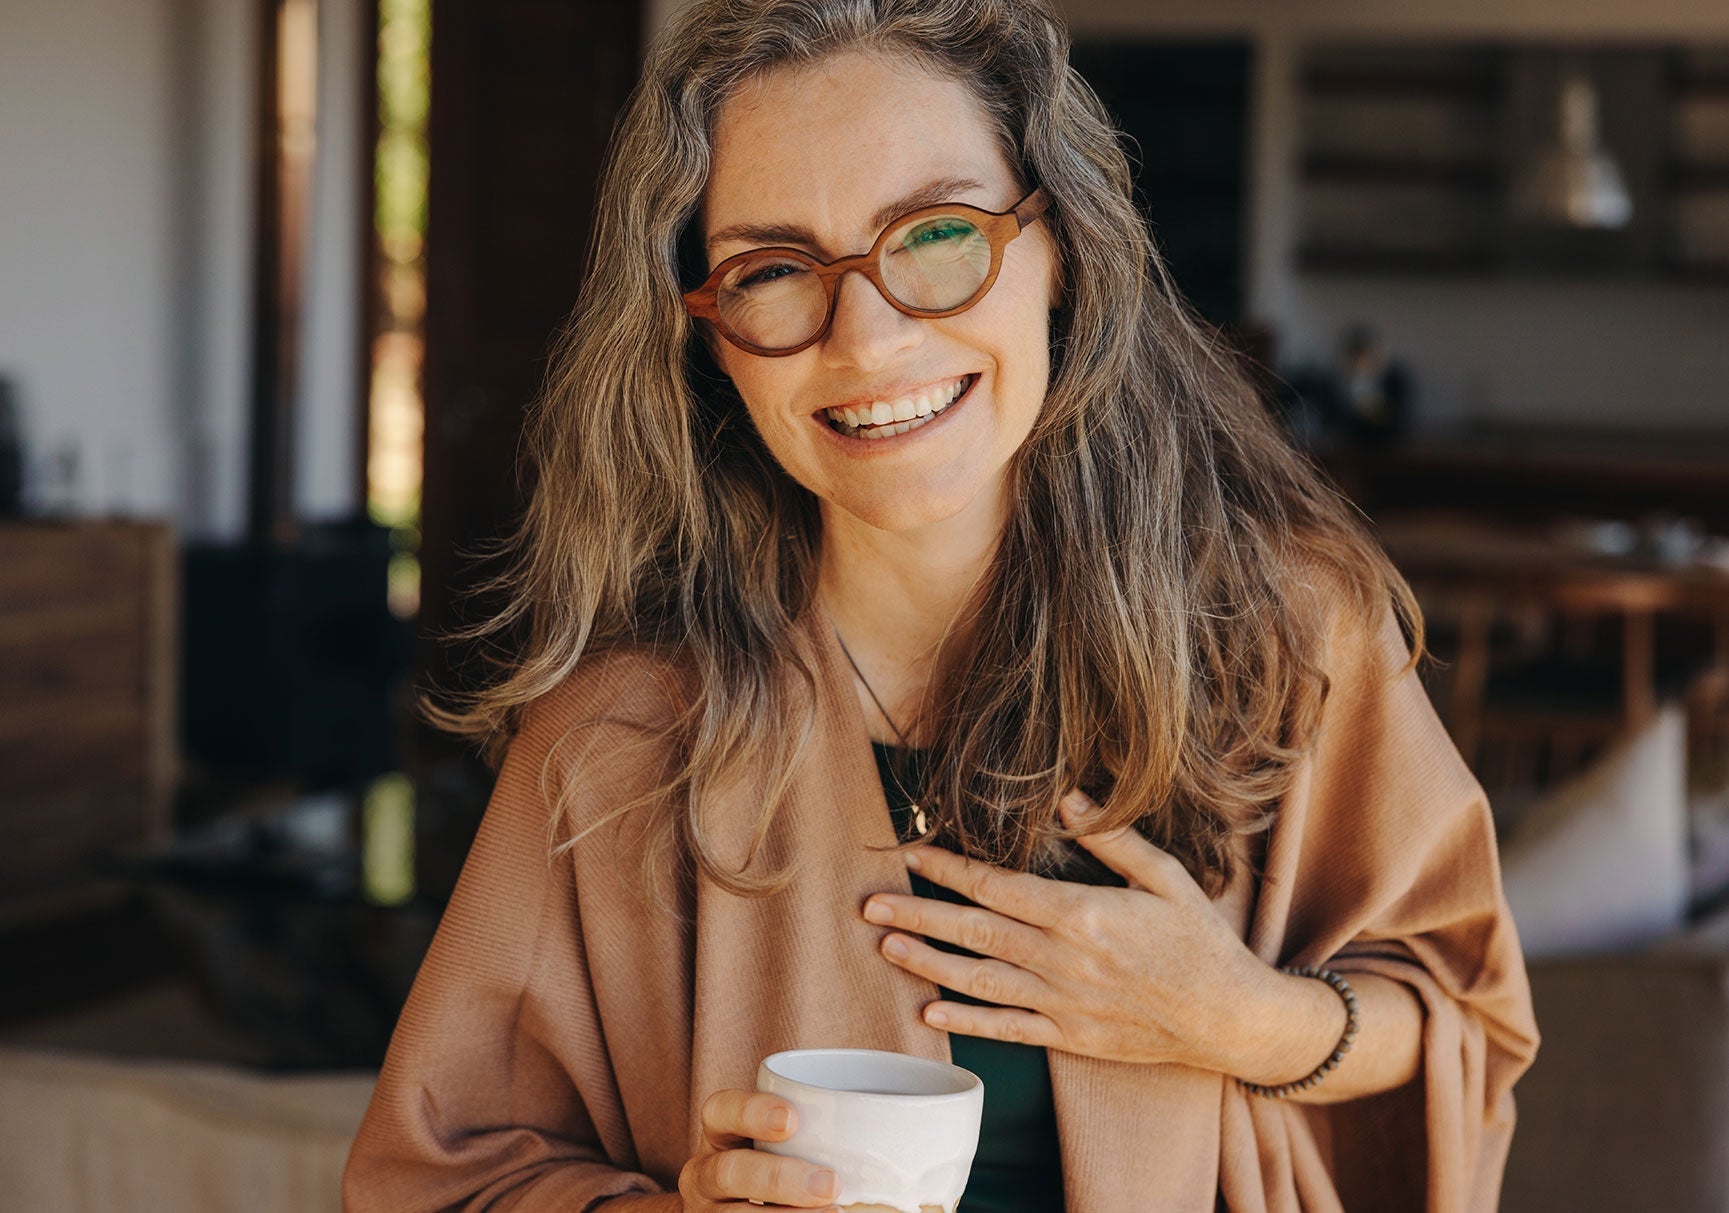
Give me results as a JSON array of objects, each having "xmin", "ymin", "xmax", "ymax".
[{"xmin": 821, "ymin": 266, "xmax": 921, "ymax": 369}]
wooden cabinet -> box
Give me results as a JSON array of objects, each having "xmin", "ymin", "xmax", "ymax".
[{"xmin": 0, "ymin": 522, "xmax": 177, "ymax": 921}]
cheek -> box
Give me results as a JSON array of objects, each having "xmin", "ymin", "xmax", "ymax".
[
  {"xmin": 710, "ymin": 347, "xmax": 771, "ymax": 424},
  {"xmin": 997, "ymin": 248, "xmax": 1058, "ymax": 344},
  {"xmin": 723, "ymin": 365, "xmax": 808, "ymax": 454},
  {"xmin": 990, "ymin": 281, "xmax": 1053, "ymax": 396}
]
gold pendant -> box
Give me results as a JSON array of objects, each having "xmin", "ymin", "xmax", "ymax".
[{"xmin": 911, "ymin": 805, "xmax": 929, "ymax": 836}]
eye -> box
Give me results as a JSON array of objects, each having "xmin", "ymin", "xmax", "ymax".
[
  {"xmin": 739, "ymin": 263, "xmax": 794, "ymax": 288},
  {"xmin": 908, "ymin": 220, "xmax": 971, "ymax": 244},
  {"xmin": 727, "ymin": 256, "xmax": 812, "ymax": 292},
  {"xmin": 890, "ymin": 218, "xmax": 983, "ymax": 264}
]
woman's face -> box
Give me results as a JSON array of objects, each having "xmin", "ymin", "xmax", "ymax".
[{"xmin": 700, "ymin": 49, "xmax": 1062, "ymax": 536}]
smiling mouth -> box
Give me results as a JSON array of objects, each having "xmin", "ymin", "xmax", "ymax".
[{"xmin": 817, "ymin": 373, "xmax": 978, "ymax": 440}]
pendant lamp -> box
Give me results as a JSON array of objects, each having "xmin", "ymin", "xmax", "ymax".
[{"xmin": 1512, "ymin": 57, "xmax": 1633, "ymax": 229}]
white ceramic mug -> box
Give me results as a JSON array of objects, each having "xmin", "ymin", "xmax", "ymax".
[{"xmin": 754, "ymin": 1048, "xmax": 984, "ymax": 1213}]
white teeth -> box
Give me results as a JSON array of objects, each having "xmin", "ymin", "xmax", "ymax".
[{"xmin": 821, "ymin": 374, "xmax": 973, "ymax": 437}]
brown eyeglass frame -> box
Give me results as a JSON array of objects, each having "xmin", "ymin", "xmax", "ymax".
[{"xmin": 684, "ymin": 187, "xmax": 1051, "ymax": 357}]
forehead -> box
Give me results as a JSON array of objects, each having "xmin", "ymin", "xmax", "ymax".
[{"xmin": 704, "ymin": 50, "xmax": 1008, "ymax": 242}]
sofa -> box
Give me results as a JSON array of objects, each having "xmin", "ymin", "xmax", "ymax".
[{"xmin": 0, "ymin": 983, "xmax": 374, "ymax": 1213}]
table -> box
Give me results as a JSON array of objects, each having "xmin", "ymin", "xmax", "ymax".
[{"xmin": 1372, "ymin": 511, "xmax": 1729, "ymax": 774}]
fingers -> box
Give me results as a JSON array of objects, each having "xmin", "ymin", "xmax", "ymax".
[
  {"xmin": 688, "ymin": 1089, "xmax": 841, "ymax": 1210},
  {"xmin": 919, "ymin": 999, "xmax": 1065, "ymax": 1049},
  {"xmin": 681, "ymin": 1146, "xmax": 840, "ymax": 1208},
  {"xmin": 879, "ymin": 932, "xmax": 1047, "ymax": 1011},
  {"xmin": 903, "ymin": 847, "xmax": 1073, "ymax": 928},
  {"xmin": 699, "ymin": 1088, "xmax": 796, "ymax": 1151},
  {"xmin": 862, "ymin": 894, "xmax": 1045, "ymax": 969}
]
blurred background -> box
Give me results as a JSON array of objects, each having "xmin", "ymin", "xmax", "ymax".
[{"xmin": 2, "ymin": 0, "xmax": 1727, "ymax": 1208}]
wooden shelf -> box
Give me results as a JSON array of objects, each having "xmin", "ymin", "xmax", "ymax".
[
  {"xmin": 1669, "ymin": 76, "xmax": 1729, "ymax": 101},
  {"xmin": 1658, "ymin": 260, "xmax": 1729, "ymax": 285},
  {"xmin": 1668, "ymin": 162, "xmax": 1729, "ymax": 191},
  {"xmin": 1297, "ymin": 245, "xmax": 1498, "ymax": 276},
  {"xmin": 0, "ymin": 521, "xmax": 178, "ymax": 917},
  {"xmin": 1302, "ymin": 153, "xmax": 1501, "ymax": 190},
  {"xmin": 1297, "ymin": 41, "xmax": 1729, "ymax": 281},
  {"xmin": 1301, "ymin": 66, "xmax": 1501, "ymax": 102}
]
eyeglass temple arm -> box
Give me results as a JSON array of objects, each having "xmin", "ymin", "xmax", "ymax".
[{"xmin": 1014, "ymin": 187, "xmax": 1051, "ymax": 230}]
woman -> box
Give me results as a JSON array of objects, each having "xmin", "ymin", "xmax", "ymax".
[{"xmin": 344, "ymin": 1, "xmax": 1538, "ymax": 1209}]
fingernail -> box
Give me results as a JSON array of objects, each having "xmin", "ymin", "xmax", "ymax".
[
  {"xmin": 926, "ymin": 1006, "xmax": 950, "ymax": 1027},
  {"xmin": 884, "ymin": 935, "xmax": 909, "ymax": 959},
  {"xmin": 808, "ymin": 1169, "xmax": 839, "ymax": 1198},
  {"xmin": 766, "ymin": 1107, "xmax": 789, "ymax": 1133},
  {"xmin": 863, "ymin": 899, "xmax": 891, "ymax": 924},
  {"xmin": 904, "ymin": 851, "xmax": 922, "ymax": 871}
]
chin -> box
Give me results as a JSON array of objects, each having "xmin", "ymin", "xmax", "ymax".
[{"xmin": 821, "ymin": 474, "xmax": 992, "ymax": 535}]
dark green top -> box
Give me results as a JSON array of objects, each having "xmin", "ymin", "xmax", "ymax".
[{"xmin": 871, "ymin": 741, "xmax": 1066, "ymax": 1213}]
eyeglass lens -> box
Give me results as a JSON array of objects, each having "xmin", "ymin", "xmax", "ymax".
[{"xmin": 713, "ymin": 209, "xmax": 995, "ymax": 351}]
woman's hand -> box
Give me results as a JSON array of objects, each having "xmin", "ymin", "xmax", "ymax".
[
  {"xmin": 672, "ymin": 1088, "xmax": 842, "ymax": 1211},
  {"xmin": 861, "ymin": 790, "xmax": 1308, "ymax": 1079}
]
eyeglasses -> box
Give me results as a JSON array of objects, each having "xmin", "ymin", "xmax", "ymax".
[{"xmin": 684, "ymin": 187, "xmax": 1050, "ymax": 357}]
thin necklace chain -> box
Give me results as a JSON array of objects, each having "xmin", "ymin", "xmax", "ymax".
[
  {"xmin": 832, "ymin": 626, "xmax": 910, "ymax": 745},
  {"xmin": 832, "ymin": 625, "xmax": 930, "ymax": 837}
]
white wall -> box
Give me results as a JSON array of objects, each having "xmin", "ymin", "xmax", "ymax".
[
  {"xmin": 179, "ymin": 0, "xmax": 262, "ymax": 540},
  {"xmin": 0, "ymin": 0, "xmax": 363, "ymax": 538},
  {"xmin": 0, "ymin": 0, "xmax": 264, "ymax": 535},
  {"xmin": 1, "ymin": 0, "xmax": 184, "ymax": 519}
]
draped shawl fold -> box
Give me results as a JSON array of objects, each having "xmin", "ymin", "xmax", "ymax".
[{"xmin": 343, "ymin": 573, "xmax": 1539, "ymax": 1211}]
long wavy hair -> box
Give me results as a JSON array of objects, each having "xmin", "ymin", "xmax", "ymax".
[{"xmin": 430, "ymin": 0, "xmax": 1426, "ymax": 903}]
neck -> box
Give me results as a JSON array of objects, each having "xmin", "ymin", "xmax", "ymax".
[{"xmin": 818, "ymin": 486, "xmax": 1008, "ymax": 740}]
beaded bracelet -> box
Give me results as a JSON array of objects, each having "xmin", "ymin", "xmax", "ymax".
[{"xmin": 1238, "ymin": 964, "xmax": 1362, "ymax": 1099}]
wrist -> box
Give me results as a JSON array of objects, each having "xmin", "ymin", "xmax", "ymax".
[{"xmin": 1229, "ymin": 964, "xmax": 1346, "ymax": 1088}]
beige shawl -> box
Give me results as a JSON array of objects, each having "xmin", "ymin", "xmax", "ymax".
[{"xmin": 343, "ymin": 575, "xmax": 1539, "ymax": 1211}]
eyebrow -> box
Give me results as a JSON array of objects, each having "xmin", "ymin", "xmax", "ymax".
[{"xmin": 705, "ymin": 175, "xmax": 992, "ymax": 256}]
